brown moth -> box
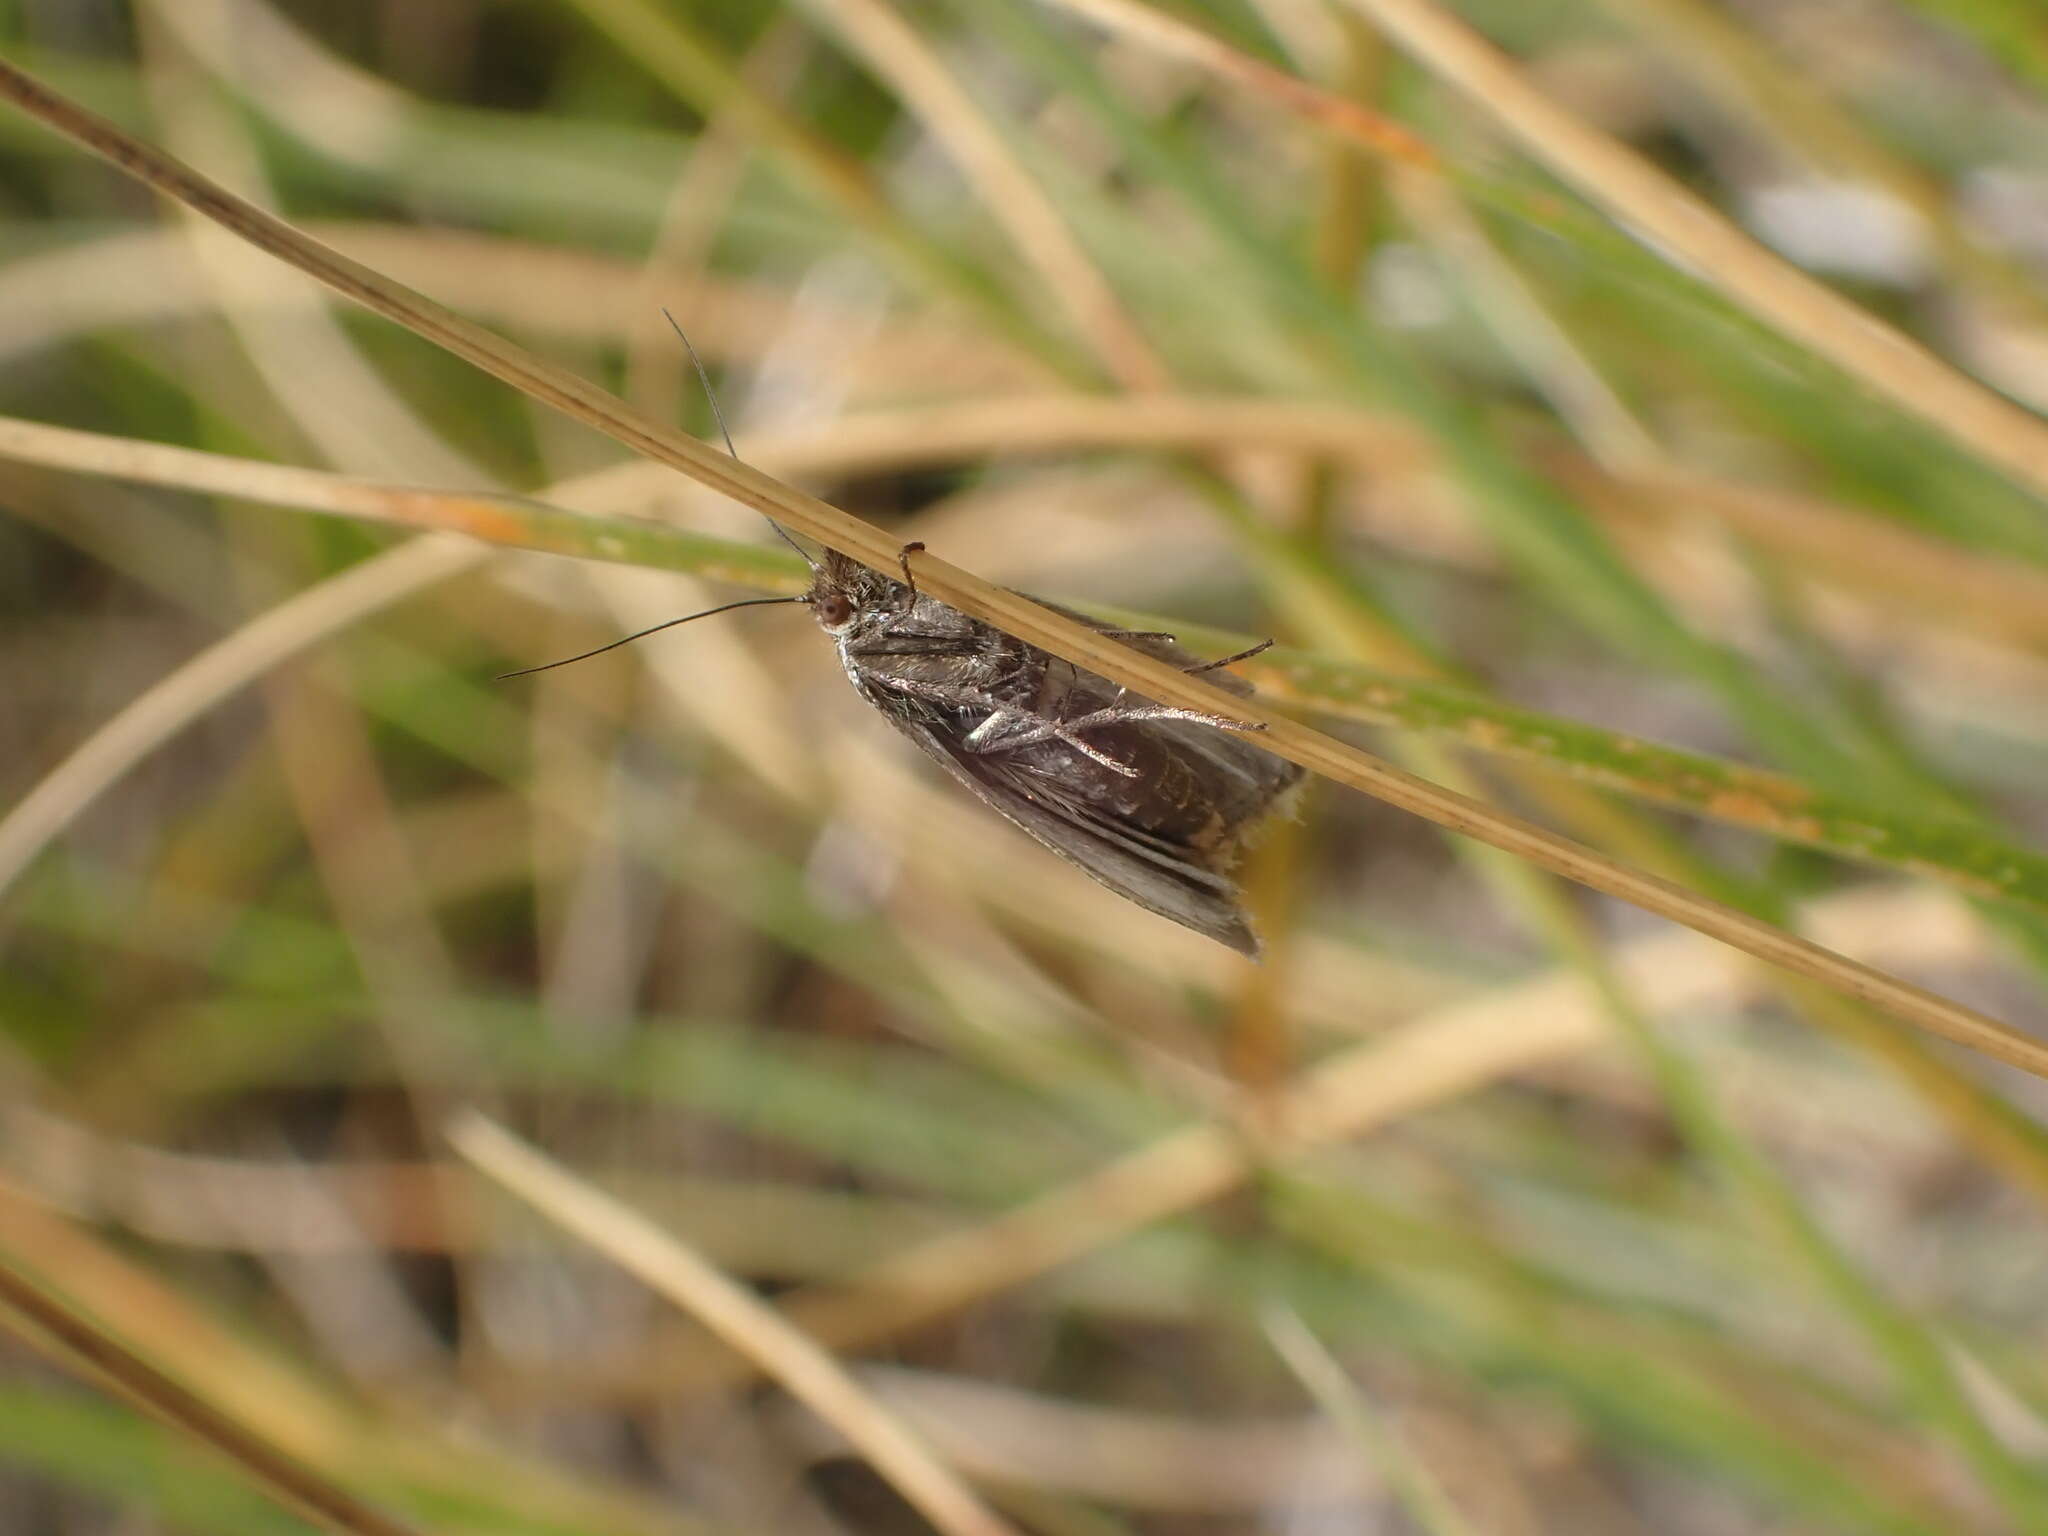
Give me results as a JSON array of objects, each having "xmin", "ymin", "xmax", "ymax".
[
  {"xmin": 510, "ymin": 542, "xmax": 1303, "ymax": 955},
  {"xmin": 807, "ymin": 543, "xmax": 1303, "ymax": 956},
  {"xmin": 508, "ymin": 315, "xmax": 1302, "ymax": 954}
]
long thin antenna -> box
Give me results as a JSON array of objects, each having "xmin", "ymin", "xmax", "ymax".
[
  {"xmin": 498, "ymin": 596, "xmax": 804, "ymax": 680},
  {"xmin": 500, "ymin": 314, "xmax": 818, "ymax": 681},
  {"xmin": 668, "ymin": 306, "xmax": 739, "ymax": 458},
  {"xmin": 663, "ymin": 307, "xmax": 815, "ymax": 569}
]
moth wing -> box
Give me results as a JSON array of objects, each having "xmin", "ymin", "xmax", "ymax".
[
  {"xmin": 1022, "ymin": 597, "xmax": 1304, "ymax": 825},
  {"xmin": 884, "ymin": 711, "xmax": 1262, "ymax": 957}
]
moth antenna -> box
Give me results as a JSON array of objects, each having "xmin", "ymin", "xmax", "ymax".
[
  {"xmin": 663, "ymin": 307, "xmax": 816, "ymax": 571},
  {"xmin": 498, "ymin": 595, "xmax": 805, "ymax": 680}
]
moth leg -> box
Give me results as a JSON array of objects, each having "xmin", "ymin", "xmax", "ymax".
[
  {"xmin": 964, "ymin": 708, "xmax": 1144, "ymax": 778},
  {"xmin": 868, "ymin": 676, "xmax": 1128, "ymax": 771},
  {"xmin": 1092, "ymin": 633, "xmax": 1271, "ymax": 675},
  {"xmin": 1065, "ymin": 738, "xmax": 1141, "ymax": 776},
  {"xmin": 874, "ymin": 674, "xmax": 1011, "ymax": 717},
  {"xmin": 896, "ymin": 541, "xmax": 926, "ymax": 610},
  {"xmin": 1184, "ymin": 638, "xmax": 1274, "ymax": 675},
  {"xmin": 964, "ymin": 690, "xmax": 1267, "ymax": 772},
  {"xmin": 1035, "ymin": 635, "xmax": 1276, "ymax": 740},
  {"xmin": 1098, "ymin": 628, "xmax": 1177, "ymax": 645},
  {"xmin": 974, "ymin": 702, "xmax": 1263, "ymax": 773},
  {"xmin": 1061, "ymin": 702, "xmax": 1267, "ymax": 736},
  {"xmin": 967, "ymin": 697, "xmax": 1264, "ymax": 772}
]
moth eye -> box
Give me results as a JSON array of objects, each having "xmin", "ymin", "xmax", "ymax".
[{"xmin": 816, "ymin": 593, "xmax": 854, "ymax": 626}]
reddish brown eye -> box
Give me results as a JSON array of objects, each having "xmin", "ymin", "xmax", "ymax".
[{"xmin": 816, "ymin": 594, "xmax": 853, "ymax": 626}]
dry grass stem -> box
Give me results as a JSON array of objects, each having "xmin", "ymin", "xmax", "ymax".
[
  {"xmin": 0, "ymin": 224, "xmax": 1040, "ymax": 393},
  {"xmin": 1040, "ymin": 0, "xmax": 1439, "ymax": 168},
  {"xmin": 0, "ymin": 1245, "xmax": 422, "ymax": 1536},
  {"xmin": 850, "ymin": 1365, "xmax": 1372, "ymax": 1509},
  {"xmin": 448, "ymin": 1112, "xmax": 1024, "ymax": 1536},
  {"xmin": 7, "ymin": 11, "xmax": 2044, "ymax": 1530},
  {"xmin": 0, "ymin": 58, "xmax": 2038, "ymax": 1077},
  {"xmin": 1264, "ymin": 1309, "xmax": 1480, "ymax": 1536},
  {"xmin": 0, "ymin": 1185, "xmax": 673, "ymax": 1532},
  {"xmin": 0, "ymin": 539, "xmax": 477, "ymax": 901},
  {"xmin": 676, "ymin": 886, "xmax": 1985, "ymax": 1382},
  {"xmin": 802, "ymin": 0, "xmax": 1168, "ymax": 388},
  {"xmin": 11, "ymin": 399, "xmax": 2045, "ymax": 649},
  {"xmin": 1333, "ymin": 0, "xmax": 2048, "ymax": 504},
  {"xmin": 6, "ymin": 412, "xmax": 2041, "ymax": 922}
]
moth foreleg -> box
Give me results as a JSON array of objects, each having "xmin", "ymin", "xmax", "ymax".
[
  {"xmin": 1184, "ymin": 638, "xmax": 1274, "ymax": 675},
  {"xmin": 896, "ymin": 541, "xmax": 925, "ymax": 608}
]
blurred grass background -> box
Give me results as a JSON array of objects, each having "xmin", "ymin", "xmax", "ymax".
[{"xmin": 2, "ymin": 0, "xmax": 2048, "ymax": 1531}]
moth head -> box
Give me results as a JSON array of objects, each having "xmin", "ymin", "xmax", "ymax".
[{"xmin": 805, "ymin": 551, "xmax": 899, "ymax": 636}]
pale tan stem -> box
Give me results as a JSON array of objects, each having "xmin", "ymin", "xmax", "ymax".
[
  {"xmin": 0, "ymin": 58, "xmax": 2038, "ymax": 1078},
  {"xmin": 1333, "ymin": 0, "xmax": 2048, "ymax": 505}
]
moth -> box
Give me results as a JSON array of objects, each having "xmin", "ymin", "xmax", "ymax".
[
  {"xmin": 805, "ymin": 542, "xmax": 1302, "ymax": 956},
  {"xmin": 511, "ymin": 541, "xmax": 1302, "ymax": 954},
  {"xmin": 508, "ymin": 315, "xmax": 1302, "ymax": 954}
]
